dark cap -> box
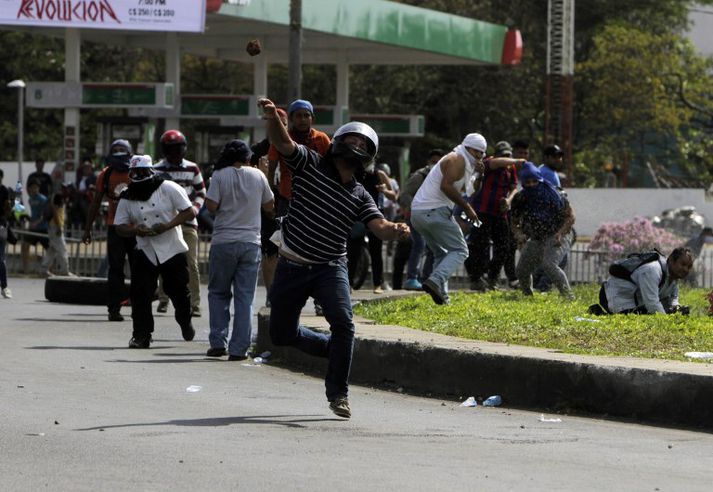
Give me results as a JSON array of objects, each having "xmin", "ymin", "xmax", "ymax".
[
  {"xmin": 494, "ymin": 140, "xmax": 513, "ymax": 157},
  {"xmin": 544, "ymin": 144, "xmax": 564, "ymax": 156},
  {"xmin": 288, "ymin": 99, "xmax": 314, "ymax": 116},
  {"xmin": 214, "ymin": 139, "xmax": 252, "ymax": 169},
  {"xmin": 428, "ymin": 148, "xmax": 445, "ymax": 159}
]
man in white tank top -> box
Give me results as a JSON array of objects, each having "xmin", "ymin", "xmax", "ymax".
[{"xmin": 410, "ymin": 133, "xmax": 486, "ymax": 304}]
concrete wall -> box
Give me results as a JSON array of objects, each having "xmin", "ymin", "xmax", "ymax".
[{"xmin": 567, "ymin": 188, "xmax": 712, "ymax": 237}]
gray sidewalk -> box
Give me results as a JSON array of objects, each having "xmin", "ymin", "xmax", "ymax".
[{"xmin": 257, "ymin": 289, "xmax": 713, "ymax": 430}]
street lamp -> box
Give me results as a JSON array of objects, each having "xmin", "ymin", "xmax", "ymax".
[{"xmin": 7, "ymin": 79, "xmax": 26, "ymax": 187}]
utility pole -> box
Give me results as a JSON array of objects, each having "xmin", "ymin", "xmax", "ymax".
[
  {"xmin": 288, "ymin": 0, "xmax": 302, "ymax": 102},
  {"xmin": 545, "ymin": 0, "xmax": 575, "ymax": 185}
]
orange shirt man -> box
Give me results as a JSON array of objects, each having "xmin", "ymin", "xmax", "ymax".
[{"xmin": 268, "ymin": 99, "xmax": 331, "ymax": 203}]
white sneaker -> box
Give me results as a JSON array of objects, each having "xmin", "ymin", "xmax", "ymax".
[{"xmin": 1, "ymin": 287, "xmax": 12, "ymax": 299}]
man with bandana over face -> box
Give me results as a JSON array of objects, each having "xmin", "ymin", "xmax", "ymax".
[
  {"xmin": 410, "ymin": 133, "xmax": 487, "ymax": 305},
  {"xmin": 114, "ymin": 155, "xmax": 197, "ymax": 349},
  {"xmin": 510, "ymin": 162, "xmax": 575, "ymax": 299},
  {"xmin": 259, "ymin": 97, "xmax": 410, "ymax": 419},
  {"xmin": 82, "ymin": 139, "xmax": 135, "ymax": 322}
]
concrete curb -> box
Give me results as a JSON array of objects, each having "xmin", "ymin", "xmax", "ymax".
[{"xmin": 257, "ymin": 291, "xmax": 713, "ymax": 430}]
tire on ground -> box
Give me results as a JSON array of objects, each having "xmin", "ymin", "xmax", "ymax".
[{"xmin": 44, "ymin": 276, "xmax": 130, "ymax": 305}]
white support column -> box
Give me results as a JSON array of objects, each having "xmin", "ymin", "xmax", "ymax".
[
  {"xmin": 336, "ymin": 58, "xmax": 350, "ymax": 126},
  {"xmin": 165, "ymin": 32, "xmax": 181, "ymax": 130},
  {"xmin": 64, "ymin": 28, "xmax": 81, "ymax": 181},
  {"xmin": 253, "ymin": 53, "xmax": 268, "ymax": 141}
]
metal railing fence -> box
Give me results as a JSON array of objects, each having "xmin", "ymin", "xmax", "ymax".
[{"xmin": 5, "ymin": 225, "xmax": 713, "ymax": 289}]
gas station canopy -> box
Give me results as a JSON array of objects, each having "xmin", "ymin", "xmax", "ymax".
[
  {"xmin": 5, "ymin": 0, "xmax": 521, "ymax": 66},
  {"xmin": 1, "ymin": 0, "xmax": 522, "ymax": 168}
]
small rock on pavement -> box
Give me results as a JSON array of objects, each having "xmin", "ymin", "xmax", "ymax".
[{"xmin": 54, "ymin": 421, "xmax": 59, "ymax": 425}]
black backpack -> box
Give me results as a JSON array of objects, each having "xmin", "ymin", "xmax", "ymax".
[{"xmin": 608, "ymin": 249, "xmax": 667, "ymax": 287}]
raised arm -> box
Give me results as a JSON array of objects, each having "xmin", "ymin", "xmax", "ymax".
[{"xmin": 258, "ymin": 98, "xmax": 296, "ymax": 156}]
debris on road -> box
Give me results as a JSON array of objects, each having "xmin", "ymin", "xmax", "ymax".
[
  {"xmin": 185, "ymin": 385, "xmax": 202, "ymax": 393},
  {"xmin": 539, "ymin": 414, "xmax": 562, "ymax": 423},
  {"xmin": 461, "ymin": 396, "xmax": 478, "ymax": 407},
  {"xmin": 684, "ymin": 351, "xmax": 713, "ymax": 360},
  {"xmin": 483, "ymin": 395, "xmax": 502, "ymax": 407}
]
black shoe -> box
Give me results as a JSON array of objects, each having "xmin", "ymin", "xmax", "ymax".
[
  {"xmin": 128, "ymin": 336, "xmax": 151, "ymax": 348},
  {"xmin": 108, "ymin": 311, "xmax": 124, "ymax": 322},
  {"xmin": 329, "ymin": 397, "xmax": 351, "ymax": 419},
  {"xmin": 181, "ymin": 322, "xmax": 195, "ymax": 342},
  {"xmin": 470, "ymin": 278, "xmax": 489, "ymax": 292},
  {"xmin": 206, "ymin": 347, "xmax": 227, "ymax": 357},
  {"xmin": 588, "ymin": 303, "xmax": 606, "ymax": 316},
  {"xmin": 228, "ymin": 354, "xmax": 248, "ymax": 361},
  {"xmin": 422, "ymin": 279, "xmax": 446, "ymax": 305}
]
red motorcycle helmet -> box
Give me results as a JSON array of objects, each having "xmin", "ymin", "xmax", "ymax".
[{"xmin": 160, "ymin": 129, "xmax": 187, "ymax": 161}]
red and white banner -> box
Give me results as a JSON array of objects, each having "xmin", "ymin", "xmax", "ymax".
[{"xmin": 0, "ymin": 0, "xmax": 206, "ymax": 32}]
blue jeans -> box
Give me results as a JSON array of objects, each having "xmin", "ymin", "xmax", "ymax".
[
  {"xmin": 411, "ymin": 207, "xmax": 468, "ymax": 293},
  {"xmin": 208, "ymin": 242, "xmax": 261, "ymax": 357},
  {"xmin": 269, "ymin": 256, "xmax": 354, "ymax": 401}
]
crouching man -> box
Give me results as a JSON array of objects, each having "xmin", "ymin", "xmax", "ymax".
[
  {"xmin": 114, "ymin": 155, "xmax": 197, "ymax": 348},
  {"xmin": 589, "ymin": 247, "xmax": 694, "ymax": 315}
]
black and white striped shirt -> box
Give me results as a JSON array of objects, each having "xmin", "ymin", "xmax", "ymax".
[{"xmin": 281, "ymin": 145, "xmax": 383, "ymax": 263}]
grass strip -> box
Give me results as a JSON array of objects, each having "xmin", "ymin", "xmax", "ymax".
[{"xmin": 353, "ymin": 284, "xmax": 713, "ymax": 361}]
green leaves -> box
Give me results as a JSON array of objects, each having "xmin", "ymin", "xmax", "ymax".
[{"xmin": 354, "ymin": 285, "xmax": 713, "ymax": 361}]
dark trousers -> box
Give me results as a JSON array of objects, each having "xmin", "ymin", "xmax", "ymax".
[
  {"xmin": 391, "ymin": 238, "xmax": 411, "ymax": 290},
  {"xmin": 503, "ymin": 227, "xmax": 518, "ymax": 282},
  {"xmin": 130, "ymin": 251, "xmax": 191, "ymax": 339},
  {"xmin": 466, "ymin": 213, "xmax": 511, "ymax": 282},
  {"xmin": 347, "ymin": 232, "xmax": 383, "ymax": 288},
  {"xmin": 0, "ymin": 239, "xmax": 7, "ymax": 288},
  {"xmin": 269, "ymin": 257, "xmax": 354, "ymax": 401},
  {"xmin": 107, "ymin": 226, "xmax": 136, "ymax": 313}
]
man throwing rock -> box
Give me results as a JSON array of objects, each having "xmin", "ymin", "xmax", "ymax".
[{"xmin": 260, "ymin": 98, "xmax": 409, "ymax": 419}]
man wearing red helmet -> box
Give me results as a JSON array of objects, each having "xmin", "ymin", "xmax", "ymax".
[{"xmin": 154, "ymin": 130, "xmax": 206, "ymax": 317}]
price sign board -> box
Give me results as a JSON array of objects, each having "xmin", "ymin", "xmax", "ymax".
[{"xmin": 0, "ymin": 1, "xmax": 206, "ymax": 33}]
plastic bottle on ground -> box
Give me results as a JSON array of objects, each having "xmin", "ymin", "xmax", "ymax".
[{"xmin": 483, "ymin": 395, "xmax": 502, "ymax": 407}]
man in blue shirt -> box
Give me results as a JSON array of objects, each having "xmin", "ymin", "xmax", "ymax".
[{"xmin": 539, "ymin": 144, "xmax": 564, "ymax": 188}]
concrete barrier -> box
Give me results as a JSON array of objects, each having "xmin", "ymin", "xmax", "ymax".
[{"xmin": 257, "ymin": 300, "xmax": 713, "ymax": 430}]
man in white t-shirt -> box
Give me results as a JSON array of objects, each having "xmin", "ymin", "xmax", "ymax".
[
  {"xmin": 114, "ymin": 155, "xmax": 197, "ymax": 349},
  {"xmin": 205, "ymin": 140, "xmax": 275, "ymax": 360},
  {"xmin": 410, "ymin": 133, "xmax": 486, "ymax": 305}
]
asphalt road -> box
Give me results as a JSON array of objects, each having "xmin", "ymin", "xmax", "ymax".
[{"xmin": 1, "ymin": 278, "xmax": 712, "ymax": 491}]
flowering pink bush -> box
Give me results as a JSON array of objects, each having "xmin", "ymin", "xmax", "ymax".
[{"xmin": 588, "ymin": 216, "xmax": 683, "ymax": 262}]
